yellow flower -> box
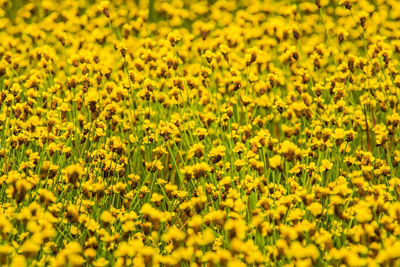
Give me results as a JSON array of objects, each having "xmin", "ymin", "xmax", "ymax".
[
  {"xmin": 167, "ymin": 32, "xmax": 182, "ymax": 47},
  {"xmin": 269, "ymin": 155, "xmax": 282, "ymax": 170},
  {"xmin": 203, "ymin": 50, "xmax": 216, "ymax": 64},
  {"xmin": 208, "ymin": 145, "xmax": 226, "ymax": 163},
  {"xmin": 100, "ymin": 211, "xmax": 115, "ymax": 225},
  {"xmin": 93, "ymin": 257, "xmax": 109, "ymax": 267},
  {"xmin": 307, "ymin": 202, "xmax": 323, "ymax": 217},
  {"xmin": 64, "ymin": 164, "xmax": 84, "ymax": 184},
  {"xmin": 150, "ymin": 193, "xmax": 164, "ymax": 206},
  {"xmin": 320, "ymin": 159, "xmax": 333, "ymax": 172},
  {"xmin": 20, "ymin": 241, "xmax": 40, "ymax": 258}
]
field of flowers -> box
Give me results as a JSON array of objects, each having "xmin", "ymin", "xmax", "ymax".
[{"xmin": 1, "ymin": 0, "xmax": 400, "ymax": 266}]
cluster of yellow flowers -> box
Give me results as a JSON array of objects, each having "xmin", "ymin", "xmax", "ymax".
[{"xmin": 1, "ymin": 0, "xmax": 400, "ymax": 266}]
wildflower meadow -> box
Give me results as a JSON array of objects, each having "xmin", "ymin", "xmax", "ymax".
[{"xmin": 1, "ymin": 0, "xmax": 400, "ymax": 266}]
